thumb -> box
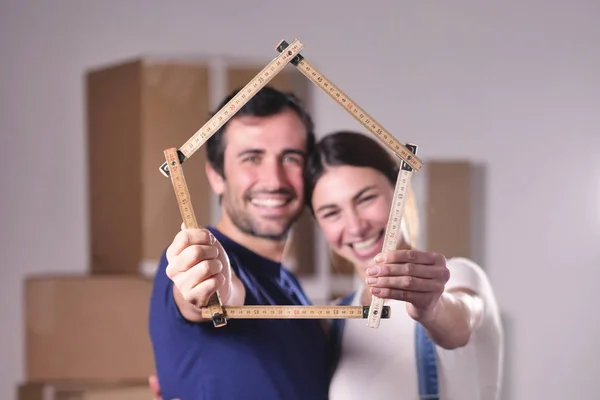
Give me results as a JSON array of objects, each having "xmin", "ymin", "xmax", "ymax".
[{"xmin": 148, "ymin": 375, "xmax": 161, "ymax": 399}]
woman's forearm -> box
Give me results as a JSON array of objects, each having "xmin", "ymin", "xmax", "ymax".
[{"xmin": 418, "ymin": 290, "xmax": 484, "ymax": 349}]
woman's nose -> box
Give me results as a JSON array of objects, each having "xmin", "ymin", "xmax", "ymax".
[{"xmin": 344, "ymin": 210, "xmax": 369, "ymax": 237}]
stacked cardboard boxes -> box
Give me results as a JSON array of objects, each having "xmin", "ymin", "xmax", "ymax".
[{"xmin": 18, "ymin": 56, "xmax": 318, "ymax": 399}]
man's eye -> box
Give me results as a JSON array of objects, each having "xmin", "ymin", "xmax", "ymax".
[
  {"xmin": 243, "ymin": 156, "xmax": 260, "ymax": 163},
  {"xmin": 283, "ymin": 155, "xmax": 302, "ymax": 164}
]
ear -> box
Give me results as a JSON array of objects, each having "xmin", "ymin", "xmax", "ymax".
[{"xmin": 205, "ymin": 162, "xmax": 225, "ymax": 196}]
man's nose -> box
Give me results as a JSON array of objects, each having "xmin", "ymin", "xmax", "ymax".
[{"xmin": 261, "ymin": 160, "xmax": 287, "ymax": 189}]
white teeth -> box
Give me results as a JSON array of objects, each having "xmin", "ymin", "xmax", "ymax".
[
  {"xmin": 251, "ymin": 198, "xmax": 287, "ymax": 207},
  {"xmin": 352, "ymin": 235, "xmax": 379, "ymax": 251}
]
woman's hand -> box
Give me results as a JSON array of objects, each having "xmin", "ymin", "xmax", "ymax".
[{"xmin": 365, "ymin": 249, "xmax": 450, "ymax": 323}]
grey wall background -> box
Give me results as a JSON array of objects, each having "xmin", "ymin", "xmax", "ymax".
[{"xmin": 1, "ymin": 1, "xmax": 599, "ymax": 399}]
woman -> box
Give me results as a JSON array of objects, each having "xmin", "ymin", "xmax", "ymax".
[{"xmin": 305, "ymin": 131, "xmax": 503, "ymax": 400}]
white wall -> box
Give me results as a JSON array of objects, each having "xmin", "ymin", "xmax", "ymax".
[{"xmin": 1, "ymin": 1, "xmax": 599, "ymax": 399}]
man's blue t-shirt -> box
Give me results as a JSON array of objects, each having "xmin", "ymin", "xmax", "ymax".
[{"xmin": 149, "ymin": 226, "xmax": 329, "ymax": 400}]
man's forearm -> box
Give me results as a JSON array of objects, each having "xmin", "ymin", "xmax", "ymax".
[{"xmin": 419, "ymin": 290, "xmax": 484, "ymax": 349}]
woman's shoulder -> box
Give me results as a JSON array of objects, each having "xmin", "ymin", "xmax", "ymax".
[{"xmin": 444, "ymin": 257, "xmax": 494, "ymax": 294}]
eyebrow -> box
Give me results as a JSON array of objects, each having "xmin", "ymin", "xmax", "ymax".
[
  {"xmin": 315, "ymin": 185, "xmax": 377, "ymax": 214},
  {"xmin": 236, "ymin": 148, "xmax": 306, "ymax": 159}
]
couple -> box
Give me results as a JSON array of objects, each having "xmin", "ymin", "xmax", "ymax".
[{"xmin": 148, "ymin": 86, "xmax": 503, "ymax": 399}]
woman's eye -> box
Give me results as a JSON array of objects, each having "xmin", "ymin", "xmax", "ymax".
[
  {"xmin": 321, "ymin": 210, "xmax": 339, "ymax": 219},
  {"xmin": 359, "ymin": 195, "xmax": 377, "ymax": 204}
]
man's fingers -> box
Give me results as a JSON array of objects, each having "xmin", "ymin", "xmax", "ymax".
[
  {"xmin": 172, "ymin": 259, "xmax": 224, "ymax": 306},
  {"xmin": 377, "ymin": 249, "xmax": 444, "ymax": 265},
  {"xmin": 185, "ymin": 259, "xmax": 224, "ymax": 290},
  {"xmin": 185, "ymin": 273, "xmax": 226, "ymax": 306},
  {"xmin": 166, "ymin": 244, "xmax": 219, "ymax": 277},
  {"xmin": 179, "ymin": 245, "xmax": 219, "ymax": 270},
  {"xmin": 166, "ymin": 228, "xmax": 215, "ymax": 260},
  {"xmin": 172, "ymin": 258, "xmax": 222, "ymax": 291}
]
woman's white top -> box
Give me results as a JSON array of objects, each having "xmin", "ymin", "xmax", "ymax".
[{"xmin": 329, "ymin": 257, "xmax": 504, "ymax": 400}]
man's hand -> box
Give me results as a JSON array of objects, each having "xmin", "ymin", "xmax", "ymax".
[
  {"xmin": 149, "ymin": 375, "xmax": 179, "ymax": 400},
  {"xmin": 165, "ymin": 227, "xmax": 245, "ymax": 321},
  {"xmin": 365, "ymin": 249, "xmax": 450, "ymax": 323},
  {"xmin": 149, "ymin": 375, "xmax": 163, "ymax": 400},
  {"xmin": 166, "ymin": 228, "xmax": 231, "ymax": 307}
]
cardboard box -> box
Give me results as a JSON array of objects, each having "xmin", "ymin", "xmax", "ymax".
[
  {"xmin": 18, "ymin": 381, "xmax": 152, "ymax": 400},
  {"xmin": 425, "ymin": 160, "xmax": 485, "ymax": 261},
  {"xmin": 86, "ymin": 58, "xmax": 212, "ymax": 275},
  {"xmin": 25, "ymin": 275, "xmax": 155, "ymax": 382}
]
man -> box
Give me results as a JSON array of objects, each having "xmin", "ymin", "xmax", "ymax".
[{"xmin": 148, "ymin": 86, "xmax": 329, "ymax": 400}]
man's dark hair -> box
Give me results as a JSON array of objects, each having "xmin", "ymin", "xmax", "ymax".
[
  {"xmin": 304, "ymin": 130, "xmax": 399, "ymax": 212},
  {"xmin": 205, "ymin": 86, "xmax": 316, "ymax": 177}
]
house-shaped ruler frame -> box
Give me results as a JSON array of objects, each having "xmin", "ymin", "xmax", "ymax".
[{"xmin": 160, "ymin": 39, "xmax": 424, "ymax": 329}]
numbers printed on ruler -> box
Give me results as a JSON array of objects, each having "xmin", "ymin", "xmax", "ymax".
[
  {"xmin": 181, "ymin": 40, "xmax": 304, "ymax": 156},
  {"xmin": 275, "ymin": 40, "xmax": 423, "ymax": 172},
  {"xmin": 383, "ymin": 176, "xmax": 408, "ymax": 251},
  {"xmin": 165, "ymin": 150, "xmax": 197, "ymax": 229},
  {"xmin": 164, "ymin": 147, "xmax": 227, "ymax": 327},
  {"xmin": 159, "ymin": 39, "xmax": 305, "ymax": 177},
  {"xmin": 199, "ymin": 306, "xmax": 392, "ymax": 320},
  {"xmin": 367, "ymin": 143, "xmax": 417, "ymax": 328},
  {"xmin": 300, "ymin": 61, "xmax": 420, "ymax": 170}
]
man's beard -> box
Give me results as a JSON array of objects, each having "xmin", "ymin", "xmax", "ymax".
[{"xmin": 223, "ymin": 192, "xmax": 301, "ymax": 241}]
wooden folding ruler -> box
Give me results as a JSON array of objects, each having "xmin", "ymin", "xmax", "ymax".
[{"xmin": 160, "ymin": 38, "xmax": 423, "ymax": 328}]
